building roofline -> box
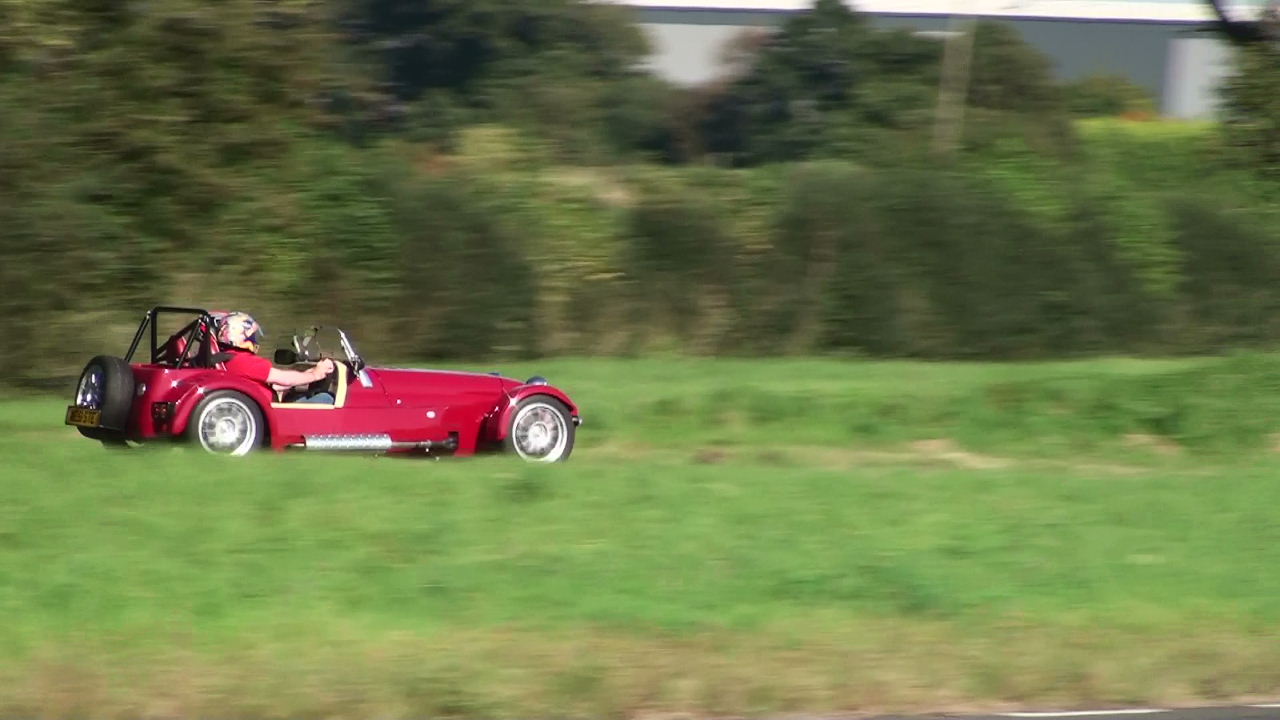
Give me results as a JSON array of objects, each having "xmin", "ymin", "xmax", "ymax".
[{"xmin": 605, "ymin": 0, "xmax": 1245, "ymax": 24}]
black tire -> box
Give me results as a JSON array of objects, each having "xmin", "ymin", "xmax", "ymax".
[
  {"xmin": 72, "ymin": 355, "xmax": 135, "ymax": 441},
  {"xmin": 502, "ymin": 395, "xmax": 575, "ymax": 463},
  {"xmin": 186, "ymin": 390, "xmax": 265, "ymax": 457}
]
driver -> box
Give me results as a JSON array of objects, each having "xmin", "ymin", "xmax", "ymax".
[{"xmin": 216, "ymin": 312, "xmax": 336, "ymax": 403}]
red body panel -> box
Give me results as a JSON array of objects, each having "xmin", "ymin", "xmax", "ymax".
[
  {"xmin": 126, "ymin": 365, "xmax": 274, "ymax": 441},
  {"xmin": 121, "ymin": 362, "xmax": 580, "ymax": 457}
]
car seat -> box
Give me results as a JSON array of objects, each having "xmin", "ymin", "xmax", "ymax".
[{"xmin": 160, "ymin": 333, "xmax": 189, "ymax": 367}]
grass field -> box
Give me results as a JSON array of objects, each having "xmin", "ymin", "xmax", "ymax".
[{"xmin": 3, "ymin": 355, "xmax": 1280, "ymax": 718}]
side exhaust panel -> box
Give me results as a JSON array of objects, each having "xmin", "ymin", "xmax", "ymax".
[{"xmin": 292, "ymin": 434, "xmax": 459, "ymax": 452}]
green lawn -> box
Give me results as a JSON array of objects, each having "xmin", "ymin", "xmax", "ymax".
[{"xmin": 3, "ymin": 355, "xmax": 1280, "ymax": 718}]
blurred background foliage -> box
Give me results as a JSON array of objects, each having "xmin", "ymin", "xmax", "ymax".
[{"xmin": 2, "ymin": 0, "xmax": 1280, "ymax": 384}]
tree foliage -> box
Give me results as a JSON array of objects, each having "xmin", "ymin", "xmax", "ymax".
[
  {"xmin": 4, "ymin": 0, "xmax": 1280, "ymax": 380},
  {"xmin": 0, "ymin": 0, "xmax": 367, "ymax": 376},
  {"xmin": 1220, "ymin": 44, "xmax": 1280, "ymax": 176},
  {"xmin": 692, "ymin": 3, "xmax": 1075, "ymax": 165},
  {"xmin": 339, "ymin": 0, "xmax": 647, "ymax": 96},
  {"xmin": 336, "ymin": 0, "xmax": 653, "ymax": 159},
  {"xmin": 697, "ymin": 0, "xmax": 939, "ymax": 165}
]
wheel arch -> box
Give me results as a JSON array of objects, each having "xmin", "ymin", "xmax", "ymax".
[
  {"xmin": 181, "ymin": 387, "xmax": 270, "ymax": 455},
  {"xmin": 490, "ymin": 387, "xmax": 579, "ymax": 443},
  {"xmin": 171, "ymin": 381, "xmax": 275, "ymax": 443}
]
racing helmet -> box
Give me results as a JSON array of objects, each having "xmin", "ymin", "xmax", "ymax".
[{"xmin": 217, "ymin": 311, "xmax": 265, "ymax": 354}]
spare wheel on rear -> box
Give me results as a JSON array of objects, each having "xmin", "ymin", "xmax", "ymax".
[{"xmin": 73, "ymin": 355, "xmax": 135, "ymax": 441}]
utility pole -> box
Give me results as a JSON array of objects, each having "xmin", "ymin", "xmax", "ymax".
[{"xmin": 931, "ymin": 11, "xmax": 978, "ymax": 157}]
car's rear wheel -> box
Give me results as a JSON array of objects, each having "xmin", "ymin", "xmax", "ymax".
[
  {"xmin": 73, "ymin": 355, "xmax": 135, "ymax": 445},
  {"xmin": 188, "ymin": 391, "xmax": 264, "ymax": 456},
  {"xmin": 504, "ymin": 396, "xmax": 575, "ymax": 463}
]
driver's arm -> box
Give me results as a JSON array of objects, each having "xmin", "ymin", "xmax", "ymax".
[{"xmin": 267, "ymin": 358, "xmax": 334, "ymax": 389}]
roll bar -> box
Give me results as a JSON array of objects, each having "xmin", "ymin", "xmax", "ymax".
[{"xmin": 124, "ymin": 306, "xmax": 222, "ymax": 366}]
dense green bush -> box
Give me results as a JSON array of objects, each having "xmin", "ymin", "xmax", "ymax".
[
  {"xmin": 8, "ymin": 122, "xmax": 1280, "ymax": 383},
  {"xmin": 388, "ymin": 174, "xmax": 540, "ymax": 359},
  {"xmin": 770, "ymin": 163, "xmax": 895, "ymax": 354},
  {"xmin": 1220, "ymin": 44, "xmax": 1280, "ymax": 176},
  {"xmin": 624, "ymin": 189, "xmax": 736, "ymax": 346},
  {"xmin": 1063, "ymin": 74, "xmax": 1156, "ymax": 118},
  {"xmin": 1170, "ymin": 195, "xmax": 1280, "ymax": 349}
]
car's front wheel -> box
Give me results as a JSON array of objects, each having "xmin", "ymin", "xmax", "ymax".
[
  {"xmin": 187, "ymin": 391, "xmax": 264, "ymax": 456},
  {"xmin": 503, "ymin": 396, "xmax": 575, "ymax": 463}
]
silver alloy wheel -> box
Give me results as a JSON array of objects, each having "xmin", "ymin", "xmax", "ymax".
[
  {"xmin": 76, "ymin": 366, "xmax": 105, "ymax": 409},
  {"xmin": 196, "ymin": 396, "xmax": 258, "ymax": 456},
  {"xmin": 511, "ymin": 401, "xmax": 569, "ymax": 462}
]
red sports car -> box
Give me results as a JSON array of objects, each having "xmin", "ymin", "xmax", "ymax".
[{"xmin": 66, "ymin": 306, "xmax": 581, "ymax": 462}]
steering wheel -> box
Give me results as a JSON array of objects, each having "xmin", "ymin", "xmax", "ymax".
[{"xmin": 303, "ymin": 359, "xmax": 340, "ymax": 398}]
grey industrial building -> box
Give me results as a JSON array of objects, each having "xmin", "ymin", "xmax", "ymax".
[{"xmin": 609, "ymin": 1, "xmax": 1268, "ymax": 118}]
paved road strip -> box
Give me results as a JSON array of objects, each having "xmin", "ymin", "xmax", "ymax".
[
  {"xmin": 1001, "ymin": 711, "xmax": 1169, "ymax": 717},
  {"xmin": 872, "ymin": 705, "xmax": 1280, "ymax": 720}
]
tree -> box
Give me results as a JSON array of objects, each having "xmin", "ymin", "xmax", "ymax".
[
  {"xmin": 1220, "ymin": 43, "xmax": 1280, "ymax": 175},
  {"xmin": 0, "ymin": 0, "xmax": 370, "ymax": 378},
  {"xmin": 338, "ymin": 0, "xmax": 648, "ymax": 99},
  {"xmin": 694, "ymin": 4, "xmax": 1072, "ymax": 165},
  {"xmin": 335, "ymin": 0, "xmax": 659, "ymax": 158},
  {"xmin": 961, "ymin": 20, "xmax": 1074, "ymax": 154},
  {"xmin": 1194, "ymin": 0, "xmax": 1280, "ymax": 175},
  {"xmin": 697, "ymin": 0, "xmax": 939, "ymax": 165}
]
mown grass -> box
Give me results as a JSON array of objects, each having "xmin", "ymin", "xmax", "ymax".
[
  {"xmin": 464, "ymin": 351, "xmax": 1280, "ymax": 456},
  {"xmin": 4, "ymin": 354, "xmax": 1280, "ymax": 718}
]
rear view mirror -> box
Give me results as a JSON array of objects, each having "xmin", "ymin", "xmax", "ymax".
[{"xmin": 273, "ymin": 348, "xmax": 298, "ymax": 365}]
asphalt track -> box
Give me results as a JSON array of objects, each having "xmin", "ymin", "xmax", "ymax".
[{"xmin": 870, "ymin": 706, "xmax": 1280, "ymax": 720}]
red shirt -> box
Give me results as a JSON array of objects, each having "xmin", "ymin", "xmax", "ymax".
[{"xmin": 221, "ymin": 348, "xmax": 273, "ymax": 384}]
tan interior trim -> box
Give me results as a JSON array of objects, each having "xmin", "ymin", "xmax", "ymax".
[{"xmin": 271, "ymin": 363, "xmax": 349, "ymax": 410}]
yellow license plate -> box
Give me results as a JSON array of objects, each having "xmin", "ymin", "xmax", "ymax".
[{"xmin": 66, "ymin": 406, "xmax": 102, "ymax": 428}]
